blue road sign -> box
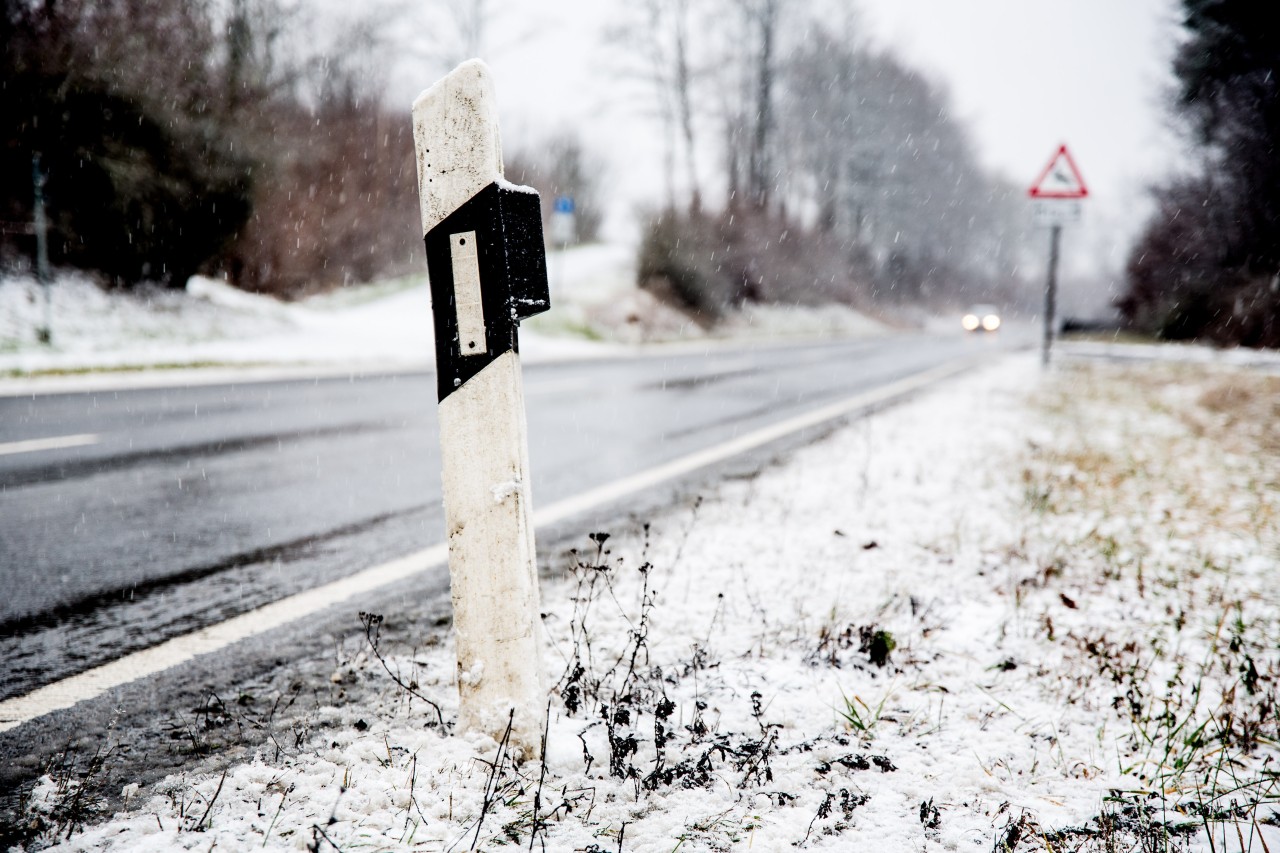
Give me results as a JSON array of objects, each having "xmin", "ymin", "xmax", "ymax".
[{"xmin": 554, "ymin": 195, "xmax": 575, "ymax": 214}]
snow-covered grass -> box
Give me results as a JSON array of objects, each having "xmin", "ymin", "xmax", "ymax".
[
  {"xmin": 0, "ymin": 269, "xmax": 445, "ymax": 378},
  {"xmin": 0, "ymin": 244, "xmax": 889, "ymax": 383},
  {"xmin": 21, "ymin": 355, "xmax": 1279, "ymax": 851},
  {"xmin": 1057, "ymin": 338, "xmax": 1280, "ymax": 371}
]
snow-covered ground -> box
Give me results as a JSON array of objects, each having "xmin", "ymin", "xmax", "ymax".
[
  {"xmin": 0, "ymin": 244, "xmax": 890, "ymax": 390},
  {"xmin": 21, "ymin": 354, "xmax": 1279, "ymax": 851}
]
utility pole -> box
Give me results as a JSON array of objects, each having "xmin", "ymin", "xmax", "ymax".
[
  {"xmin": 411, "ymin": 60, "xmax": 551, "ymax": 753},
  {"xmin": 32, "ymin": 154, "xmax": 52, "ymax": 345}
]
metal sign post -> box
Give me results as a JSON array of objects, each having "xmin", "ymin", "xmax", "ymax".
[
  {"xmin": 1028, "ymin": 144, "xmax": 1088, "ymax": 367},
  {"xmin": 32, "ymin": 154, "xmax": 53, "ymax": 345},
  {"xmin": 549, "ymin": 195, "xmax": 574, "ymax": 297},
  {"xmin": 411, "ymin": 60, "xmax": 551, "ymax": 752},
  {"xmin": 550, "ymin": 195, "xmax": 575, "ymax": 246},
  {"xmin": 1042, "ymin": 224, "xmax": 1062, "ymax": 368}
]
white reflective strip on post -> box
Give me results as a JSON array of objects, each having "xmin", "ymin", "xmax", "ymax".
[{"xmin": 450, "ymin": 231, "xmax": 487, "ymax": 355}]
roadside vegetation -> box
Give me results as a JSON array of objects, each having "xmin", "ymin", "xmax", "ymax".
[
  {"xmin": 1018, "ymin": 362, "xmax": 1280, "ymax": 849},
  {"xmin": 1, "ymin": 0, "xmax": 422, "ymax": 297},
  {"xmin": 623, "ymin": 7, "xmax": 1030, "ymax": 321}
]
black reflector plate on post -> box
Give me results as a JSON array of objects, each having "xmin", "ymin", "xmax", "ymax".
[{"xmin": 425, "ymin": 182, "xmax": 550, "ymax": 402}]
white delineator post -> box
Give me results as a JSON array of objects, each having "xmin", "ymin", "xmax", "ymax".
[{"xmin": 411, "ymin": 60, "xmax": 551, "ymax": 751}]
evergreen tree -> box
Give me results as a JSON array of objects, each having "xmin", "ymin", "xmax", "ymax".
[{"xmin": 1121, "ymin": 0, "xmax": 1280, "ymax": 346}]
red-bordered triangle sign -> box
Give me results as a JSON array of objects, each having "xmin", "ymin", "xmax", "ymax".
[{"xmin": 1028, "ymin": 144, "xmax": 1089, "ymax": 199}]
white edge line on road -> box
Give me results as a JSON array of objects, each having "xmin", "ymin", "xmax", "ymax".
[
  {"xmin": 533, "ymin": 358, "xmax": 976, "ymax": 529},
  {"xmin": 0, "ymin": 546, "xmax": 446, "ymax": 733},
  {"xmin": 0, "ymin": 433, "xmax": 99, "ymax": 456},
  {"xmin": 0, "ymin": 357, "xmax": 980, "ymax": 733}
]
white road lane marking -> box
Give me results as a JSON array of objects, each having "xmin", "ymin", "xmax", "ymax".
[
  {"xmin": 0, "ymin": 433, "xmax": 99, "ymax": 456},
  {"xmin": 0, "ymin": 357, "xmax": 982, "ymax": 732}
]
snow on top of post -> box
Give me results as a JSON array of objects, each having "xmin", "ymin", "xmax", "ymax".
[
  {"xmin": 412, "ymin": 59, "xmax": 504, "ymax": 236},
  {"xmin": 495, "ymin": 176, "xmax": 538, "ymax": 195}
]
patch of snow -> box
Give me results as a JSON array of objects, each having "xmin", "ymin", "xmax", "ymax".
[
  {"xmin": 185, "ymin": 275, "xmax": 292, "ymax": 316},
  {"xmin": 495, "ymin": 176, "xmax": 538, "ymax": 195},
  {"xmin": 459, "ymin": 660, "xmax": 484, "ymax": 688},
  {"xmin": 490, "ymin": 477, "xmax": 522, "ymax": 503},
  {"xmin": 715, "ymin": 302, "xmax": 891, "ymax": 340},
  {"xmin": 1059, "ymin": 338, "xmax": 1280, "ymax": 370},
  {"xmin": 2, "ymin": 243, "xmax": 891, "ymax": 394}
]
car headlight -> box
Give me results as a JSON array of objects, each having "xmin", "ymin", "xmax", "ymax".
[
  {"xmin": 982, "ymin": 314, "xmax": 1001, "ymax": 331},
  {"xmin": 962, "ymin": 314, "xmax": 980, "ymax": 331}
]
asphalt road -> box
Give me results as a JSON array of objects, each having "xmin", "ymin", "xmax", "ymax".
[{"xmin": 0, "ymin": 331, "xmax": 1013, "ymax": 702}]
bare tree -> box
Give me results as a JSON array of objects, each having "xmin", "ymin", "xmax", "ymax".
[
  {"xmin": 605, "ymin": 0, "xmax": 707, "ymax": 213},
  {"xmin": 437, "ymin": 0, "xmax": 488, "ymax": 67},
  {"xmin": 397, "ymin": 0, "xmax": 493, "ymax": 74},
  {"xmin": 739, "ymin": 0, "xmax": 781, "ymax": 211},
  {"xmin": 671, "ymin": 0, "xmax": 701, "ymax": 211},
  {"xmin": 780, "ymin": 24, "xmax": 1029, "ymax": 304}
]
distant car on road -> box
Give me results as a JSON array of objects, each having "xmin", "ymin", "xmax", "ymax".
[{"xmin": 962, "ymin": 304, "xmax": 1001, "ymax": 332}]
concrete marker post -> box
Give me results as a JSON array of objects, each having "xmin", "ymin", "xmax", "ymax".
[{"xmin": 411, "ymin": 60, "xmax": 551, "ymax": 752}]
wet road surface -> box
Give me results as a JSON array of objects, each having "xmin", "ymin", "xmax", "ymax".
[{"xmin": 0, "ymin": 332, "xmax": 1012, "ymax": 700}]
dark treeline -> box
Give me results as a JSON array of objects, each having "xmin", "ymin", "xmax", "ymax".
[
  {"xmin": 1121, "ymin": 0, "xmax": 1280, "ymax": 348},
  {"xmin": 618, "ymin": 1, "xmax": 1031, "ymax": 321},
  {"xmin": 1, "ymin": 0, "xmax": 421, "ymax": 296}
]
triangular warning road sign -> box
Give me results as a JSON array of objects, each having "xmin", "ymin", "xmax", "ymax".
[{"xmin": 1028, "ymin": 144, "xmax": 1088, "ymax": 199}]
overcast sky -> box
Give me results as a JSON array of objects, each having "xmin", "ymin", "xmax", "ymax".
[
  {"xmin": 859, "ymin": 0, "xmax": 1185, "ymax": 282},
  {"xmin": 392, "ymin": 0, "xmax": 1187, "ymax": 288}
]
